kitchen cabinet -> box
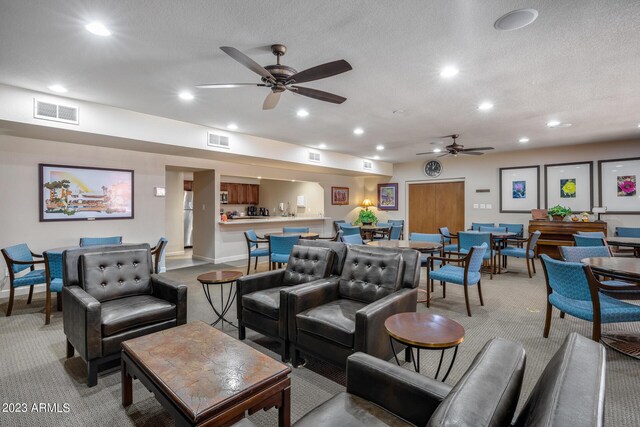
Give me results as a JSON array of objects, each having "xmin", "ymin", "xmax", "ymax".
[{"xmin": 220, "ymin": 183, "xmax": 259, "ymax": 205}]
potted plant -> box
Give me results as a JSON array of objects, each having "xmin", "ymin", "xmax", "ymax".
[
  {"xmin": 548, "ymin": 205, "xmax": 572, "ymax": 221},
  {"xmin": 354, "ymin": 209, "xmax": 378, "ymax": 226}
]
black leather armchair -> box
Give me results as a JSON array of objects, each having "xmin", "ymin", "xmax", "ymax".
[
  {"xmin": 288, "ymin": 245, "xmax": 421, "ymax": 367},
  {"xmin": 62, "ymin": 248, "xmax": 187, "ymax": 386},
  {"xmin": 236, "ymin": 244, "xmax": 340, "ymax": 361}
]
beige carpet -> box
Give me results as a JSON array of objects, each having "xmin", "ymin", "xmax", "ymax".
[{"xmin": 0, "ymin": 257, "xmax": 638, "ymax": 426}]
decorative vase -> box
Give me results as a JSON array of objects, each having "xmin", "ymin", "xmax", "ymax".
[{"xmin": 551, "ymin": 215, "xmax": 565, "ymax": 221}]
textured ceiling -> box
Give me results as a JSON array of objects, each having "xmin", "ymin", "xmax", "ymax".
[{"xmin": 1, "ymin": 0, "xmax": 639, "ymax": 163}]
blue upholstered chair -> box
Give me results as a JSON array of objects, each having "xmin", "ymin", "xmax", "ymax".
[
  {"xmin": 372, "ymin": 222, "xmax": 392, "ymax": 240},
  {"xmin": 573, "ymin": 234, "xmax": 606, "ymax": 247},
  {"xmin": 499, "ymin": 223, "xmax": 524, "ymax": 238},
  {"xmin": 389, "ymin": 219, "xmax": 405, "ymax": 239},
  {"xmin": 471, "ymin": 222, "xmax": 494, "ymax": 231},
  {"xmin": 410, "ymin": 233, "xmax": 443, "ymax": 266},
  {"xmin": 268, "ymin": 235, "xmax": 300, "ymax": 269},
  {"xmin": 479, "ymin": 226, "xmax": 507, "ymax": 233},
  {"xmin": 244, "ymin": 230, "xmax": 269, "ymax": 274},
  {"xmin": 1, "ymin": 244, "xmax": 47, "ymax": 317},
  {"xmin": 341, "ymin": 233, "xmax": 364, "ymax": 245},
  {"xmin": 540, "ymin": 254, "xmax": 640, "ymax": 341},
  {"xmin": 500, "ymin": 231, "xmax": 541, "ymax": 278},
  {"xmin": 150, "ymin": 237, "xmax": 168, "ymax": 274},
  {"xmin": 283, "ymin": 227, "xmax": 309, "ymax": 233},
  {"xmin": 616, "ymin": 227, "xmax": 640, "ymax": 237},
  {"xmin": 427, "ymin": 243, "xmax": 488, "ymax": 316},
  {"xmin": 333, "ymin": 220, "xmax": 347, "ymax": 233},
  {"xmin": 577, "ymin": 231, "xmax": 606, "ymax": 238},
  {"xmin": 339, "ymin": 224, "xmax": 362, "ymax": 236},
  {"xmin": 439, "ymin": 227, "xmax": 459, "ymax": 253},
  {"xmin": 389, "ymin": 225, "xmax": 403, "ymax": 240},
  {"xmin": 79, "ymin": 236, "xmax": 122, "ymax": 247},
  {"xmin": 458, "ymin": 232, "xmax": 494, "ymax": 279},
  {"xmin": 43, "ymin": 250, "xmax": 64, "ymax": 324}
]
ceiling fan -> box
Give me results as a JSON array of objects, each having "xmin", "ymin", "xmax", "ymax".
[
  {"xmin": 196, "ymin": 44, "xmax": 352, "ymax": 110},
  {"xmin": 417, "ymin": 134, "xmax": 494, "ymax": 157}
]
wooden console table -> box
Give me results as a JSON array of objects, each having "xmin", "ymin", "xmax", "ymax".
[{"xmin": 528, "ymin": 220, "xmax": 607, "ymax": 259}]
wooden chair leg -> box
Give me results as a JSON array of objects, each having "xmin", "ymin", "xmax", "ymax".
[
  {"xmin": 560, "ymin": 311, "xmax": 565, "ymax": 318},
  {"xmin": 477, "ymin": 280, "xmax": 484, "ymax": 306},
  {"xmin": 442, "ymin": 282, "xmax": 446, "ymax": 298},
  {"xmin": 45, "ymin": 285, "xmax": 51, "ymax": 325},
  {"xmin": 531, "ymin": 257, "xmax": 536, "ymax": 273},
  {"xmin": 426, "ymin": 278, "xmax": 431, "ymax": 308},
  {"xmin": 592, "ymin": 321, "xmax": 601, "ymax": 342},
  {"xmin": 246, "ymin": 256, "xmax": 251, "ymax": 275},
  {"xmin": 543, "ymin": 302, "xmax": 553, "ymax": 338},
  {"xmin": 56, "ymin": 292, "xmax": 62, "ymax": 311},
  {"xmin": 526, "ymin": 257, "xmax": 532, "ymax": 278},
  {"xmin": 6, "ymin": 286, "xmax": 15, "ymax": 316},
  {"xmin": 27, "ymin": 285, "xmax": 34, "ymax": 304},
  {"xmin": 489, "ymin": 258, "xmax": 493, "ymax": 280},
  {"xmin": 463, "ymin": 284, "xmax": 472, "ymax": 317},
  {"xmin": 255, "ymin": 256, "xmax": 258, "ymax": 270}
]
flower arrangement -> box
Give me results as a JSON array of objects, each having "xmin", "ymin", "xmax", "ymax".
[
  {"xmin": 354, "ymin": 209, "xmax": 378, "ymax": 225},
  {"xmin": 548, "ymin": 205, "xmax": 572, "ymax": 221}
]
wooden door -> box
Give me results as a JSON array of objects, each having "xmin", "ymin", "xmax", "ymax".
[{"xmin": 409, "ymin": 182, "xmax": 465, "ymax": 235}]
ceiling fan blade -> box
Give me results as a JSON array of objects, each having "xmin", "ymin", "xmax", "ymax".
[
  {"xmin": 263, "ymin": 91, "xmax": 281, "ymax": 110},
  {"xmin": 196, "ymin": 83, "xmax": 266, "ymax": 88},
  {"xmin": 416, "ymin": 152, "xmax": 439, "ymax": 155},
  {"xmin": 438, "ymin": 134, "xmax": 459, "ymax": 139},
  {"xmin": 289, "ymin": 86, "xmax": 346, "ymax": 104},
  {"xmin": 220, "ymin": 46, "xmax": 275, "ymax": 82},
  {"xmin": 459, "ymin": 151, "xmax": 484, "ymax": 155},
  {"xmin": 286, "ymin": 59, "xmax": 352, "ymax": 84},
  {"xmin": 438, "ymin": 153, "xmax": 450, "ymax": 158},
  {"xmin": 460, "ymin": 147, "xmax": 494, "ymax": 151}
]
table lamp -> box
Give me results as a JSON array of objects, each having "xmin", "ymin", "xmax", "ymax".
[
  {"xmin": 592, "ymin": 206, "xmax": 607, "ymax": 222},
  {"xmin": 361, "ymin": 198, "xmax": 373, "ymax": 211}
]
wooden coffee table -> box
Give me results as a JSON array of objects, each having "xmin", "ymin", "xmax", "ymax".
[
  {"xmin": 198, "ymin": 271, "xmax": 243, "ymax": 328},
  {"xmin": 121, "ymin": 321, "xmax": 291, "ymax": 426},
  {"xmin": 385, "ymin": 313, "xmax": 464, "ymax": 381}
]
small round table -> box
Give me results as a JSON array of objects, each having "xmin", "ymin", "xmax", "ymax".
[
  {"xmin": 385, "ymin": 313, "xmax": 464, "ymax": 381},
  {"xmin": 197, "ymin": 271, "xmax": 243, "ymax": 328},
  {"xmin": 264, "ymin": 232, "xmax": 320, "ymax": 239}
]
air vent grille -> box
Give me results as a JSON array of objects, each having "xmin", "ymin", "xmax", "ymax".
[
  {"xmin": 363, "ymin": 160, "xmax": 373, "ymax": 170},
  {"xmin": 308, "ymin": 151, "xmax": 320, "ymax": 162},
  {"xmin": 33, "ymin": 99, "xmax": 79, "ymax": 124},
  {"xmin": 207, "ymin": 131, "xmax": 230, "ymax": 149}
]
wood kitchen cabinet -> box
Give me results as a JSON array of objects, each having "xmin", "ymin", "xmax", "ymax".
[
  {"xmin": 246, "ymin": 184, "xmax": 259, "ymax": 205},
  {"xmin": 221, "ymin": 183, "xmax": 259, "ymax": 205}
]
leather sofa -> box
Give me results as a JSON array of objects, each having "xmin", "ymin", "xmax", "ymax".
[
  {"xmin": 236, "ymin": 244, "xmax": 339, "ymax": 361},
  {"xmin": 288, "ymin": 244, "xmax": 421, "ymax": 367},
  {"xmin": 62, "ymin": 248, "xmax": 187, "ymax": 386}
]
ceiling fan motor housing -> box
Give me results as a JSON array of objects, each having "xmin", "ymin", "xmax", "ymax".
[{"xmin": 263, "ymin": 64, "xmax": 297, "ymax": 83}]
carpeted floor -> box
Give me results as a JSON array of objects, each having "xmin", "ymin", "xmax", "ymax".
[{"xmin": 0, "ymin": 257, "xmax": 639, "ymax": 426}]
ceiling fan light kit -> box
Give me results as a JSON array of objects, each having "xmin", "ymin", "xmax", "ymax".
[{"xmin": 416, "ymin": 134, "xmax": 494, "ymax": 157}]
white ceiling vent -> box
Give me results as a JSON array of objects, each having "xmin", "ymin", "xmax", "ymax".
[
  {"xmin": 363, "ymin": 160, "xmax": 373, "ymax": 170},
  {"xmin": 33, "ymin": 98, "xmax": 79, "ymax": 124},
  {"xmin": 207, "ymin": 131, "xmax": 230, "ymax": 149},
  {"xmin": 308, "ymin": 151, "xmax": 320, "ymax": 162}
]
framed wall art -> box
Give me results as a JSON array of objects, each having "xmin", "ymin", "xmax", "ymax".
[
  {"xmin": 378, "ymin": 183, "xmax": 398, "ymax": 210},
  {"xmin": 598, "ymin": 157, "xmax": 640, "ymax": 214},
  {"xmin": 39, "ymin": 164, "xmax": 134, "ymax": 222},
  {"xmin": 544, "ymin": 161, "xmax": 593, "ymax": 212},
  {"xmin": 331, "ymin": 186, "xmax": 349, "ymax": 205},
  {"xmin": 499, "ymin": 165, "xmax": 540, "ymax": 213}
]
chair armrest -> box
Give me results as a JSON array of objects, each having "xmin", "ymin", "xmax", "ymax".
[
  {"xmin": 236, "ymin": 270, "xmax": 286, "ymax": 298},
  {"xmin": 152, "ymin": 275, "xmax": 188, "ymax": 325},
  {"xmin": 287, "ymin": 278, "xmax": 340, "ymax": 340},
  {"xmin": 62, "ymin": 286, "xmax": 102, "ymax": 360},
  {"xmin": 11, "ymin": 259, "xmax": 46, "ymax": 265},
  {"xmin": 30, "ymin": 251, "xmax": 43, "ymax": 258},
  {"xmin": 355, "ymin": 288, "xmax": 418, "ymax": 359},
  {"xmin": 346, "ymin": 352, "xmax": 451, "ymax": 426}
]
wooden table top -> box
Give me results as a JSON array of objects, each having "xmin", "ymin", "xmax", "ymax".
[
  {"xmin": 582, "ymin": 257, "xmax": 640, "ymax": 281},
  {"xmin": 197, "ymin": 270, "xmax": 243, "ymax": 284},
  {"xmin": 360, "ymin": 224, "xmax": 390, "ymax": 230},
  {"xmin": 607, "ymin": 237, "xmax": 640, "ymax": 248},
  {"xmin": 366, "ymin": 240, "xmax": 442, "ymax": 251},
  {"xmin": 264, "ymin": 232, "xmax": 320, "ymax": 239},
  {"xmin": 385, "ymin": 313, "xmax": 465, "ymax": 348},
  {"xmin": 121, "ymin": 321, "xmax": 290, "ymax": 423}
]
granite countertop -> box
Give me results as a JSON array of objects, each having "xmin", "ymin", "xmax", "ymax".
[{"xmin": 219, "ymin": 216, "xmax": 331, "ymax": 225}]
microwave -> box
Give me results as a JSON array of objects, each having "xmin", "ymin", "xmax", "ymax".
[{"xmin": 220, "ymin": 191, "xmax": 228, "ymax": 204}]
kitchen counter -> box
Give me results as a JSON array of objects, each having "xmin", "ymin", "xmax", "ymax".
[{"xmin": 219, "ymin": 217, "xmax": 331, "ymax": 225}]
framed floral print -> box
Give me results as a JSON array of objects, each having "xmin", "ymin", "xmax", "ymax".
[
  {"xmin": 544, "ymin": 161, "xmax": 593, "ymax": 212},
  {"xmin": 331, "ymin": 187, "xmax": 349, "ymax": 205},
  {"xmin": 499, "ymin": 165, "xmax": 540, "ymax": 213},
  {"xmin": 378, "ymin": 183, "xmax": 398, "ymax": 210},
  {"xmin": 598, "ymin": 157, "xmax": 640, "ymax": 214}
]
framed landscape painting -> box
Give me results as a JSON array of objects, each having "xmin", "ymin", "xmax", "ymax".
[
  {"xmin": 544, "ymin": 161, "xmax": 593, "ymax": 212},
  {"xmin": 599, "ymin": 157, "xmax": 640, "ymax": 214},
  {"xmin": 378, "ymin": 183, "xmax": 398, "ymax": 210},
  {"xmin": 331, "ymin": 187, "xmax": 349, "ymax": 205},
  {"xmin": 39, "ymin": 164, "xmax": 134, "ymax": 222},
  {"xmin": 499, "ymin": 165, "xmax": 540, "ymax": 213}
]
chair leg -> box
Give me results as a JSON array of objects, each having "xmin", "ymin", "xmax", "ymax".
[
  {"xmin": 463, "ymin": 284, "xmax": 472, "ymax": 317},
  {"xmin": 66, "ymin": 340, "xmax": 74, "ymax": 358},
  {"xmin": 238, "ymin": 325, "xmax": 246, "ymax": 340},
  {"xmin": 489, "ymin": 258, "xmax": 493, "ymax": 280},
  {"xmin": 427, "ymin": 278, "xmax": 431, "ymax": 308},
  {"xmin": 543, "ymin": 302, "xmax": 552, "ymax": 338},
  {"xmin": 87, "ymin": 361, "xmax": 98, "ymax": 387},
  {"xmin": 442, "ymin": 282, "xmax": 446, "ymax": 298},
  {"xmin": 477, "ymin": 280, "xmax": 484, "ymax": 306},
  {"xmin": 27, "ymin": 285, "xmax": 34, "ymax": 304},
  {"xmin": 56, "ymin": 293, "xmax": 62, "ymax": 311},
  {"xmin": 531, "ymin": 257, "xmax": 536, "ymax": 273},
  {"xmin": 281, "ymin": 342, "xmax": 290, "ymax": 363},
  {"xmin": 526, "ymin": 257, "xmax": 532, "ymax": 278},
  {"xmin": 45, "ymin": 286, "xmax": 51, "ymax": 325},
  {"xmin": 592, "ymin": 321, "xmax": 601, "ymax": 342},
  {"xmin": 6, "ymin": 286, "xmax": 15, "ymax": 316},
  {"xmin": 255, "ymin": 256, "xmax": 258, "ymax": 271},
  {"xmin": 246, "ymin": 256, "xmax": 251, "ymax": 275},
  {"xmin": 560, "ymin": 311, "xmax": 565, "ymax": 319}
]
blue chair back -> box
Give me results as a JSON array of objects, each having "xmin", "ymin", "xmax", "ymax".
[
  {"xmin": 79, "ymin": 236, "xmax": 122, "ymax": 247},
  {"xmin": 245, "ymin": 229, "xmax": 260, "ymax": 249},
  {"xmin": 341, "ymin": 234, "xmax": 364, "ymax": 245},
  {"xmin": 529, "ymin": 230, "xmax": 542, "ymax": 249},
  {"xmin": 389, "ymin": 225, "xmax": 402, "ymax": 240},
  {"xmin": 439, "ymin": 227, "xmax": 453, "ymax": 243},
  {"xmin": 389, "ymin": 219, "xmax": 405, "ymax": 226},
  {"xmin": 45, "ymin": 251, "xmax": 64, "ymax": 281},
  {"xmin": 577, "ymin": 231, "xmax": 606, "ymax": 238},
  {"xmin": 471, "ymin": 222, "xmax": 494, "ymax": 231},
  {"xmin": 468, "ymin": 243, "xmax": 488, "ymax": 272},
  {"xmin": 459, "ymin": 232, "xmax": 491, "ymax": 251},
  {"xmin": 479, "ymin": 226, "xmax": 507, "ymax": 233},
  {"xmin": 269, "ymin": 235, "xmax": 300, "ymax": 257},
  {"xmin": 340, "ymin": 224, "xmax": 362, "ymax": 236},
  {"xmin": 616, "ymin": 227, "xmax": 640, "ymax": 237},
  {"xmin": 499, "ymin": 223, "xmax": 524, "ymax": 236},
  {"xmin": 559, "ymin": 246, "xmax": 611, "ymax": 263},
  {"xmin": 283, "ymin": 227, "xmax": 309, "ymax": 233},
  {"xmin": 3, "ymin": 243, "xmax": 34, "ymax": 273},
  {"xmin": 410, "ymin": 233, "xmax": 441, "ymax": 243},
  {"xmin": 573, "ymin": 235, "xmax": 606, "ymax": 247},
  {"xmin": 376, "ymin": 222, "xmax": 392, "ymax": 228},
  {"xmin": 540, "ymin": 255, "xmax": 592, "ymax": 301}
]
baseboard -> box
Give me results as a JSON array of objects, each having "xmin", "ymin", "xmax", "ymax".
[
  {"xmin": 0, "ymin": 283, "xmax": 46, "ymax": 298},
  {"xmin": 214, "ymin": 254, "xmax": 246, "ymax": 264},
  {"xmin": 165, "ymin": 250, "xmax": 185, "ymax": 257},
  {"xmin": 192, "ymin": 255, "xmax": 217, "ymax": 263}
]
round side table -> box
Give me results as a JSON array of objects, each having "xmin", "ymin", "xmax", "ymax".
[
  {"xmin": 385, "ymin": 312, "xmax": 464, "ymax": 381},
  {"xmin": 197, "ymin": 271, "xmax": 243, "ymax": 328}
]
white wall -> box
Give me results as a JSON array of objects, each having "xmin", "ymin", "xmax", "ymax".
[{"xmin": 164, "ymin": 170, "xmax": 185, "ymax": 255}]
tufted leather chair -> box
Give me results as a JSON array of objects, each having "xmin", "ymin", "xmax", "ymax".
[
  {"xmin": 62, "ymin": 248, "xmax": 187, "ymax": 387},
  {"xmin": 288, "ymin": 245, "xmax": 420, "ymax": 367},
  {"xmin": 236, "ymin": 245, "xmax": 336, "ymax": 361}
]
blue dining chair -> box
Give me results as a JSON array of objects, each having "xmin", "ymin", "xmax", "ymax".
[
  {"xmin": 43, "ymin": 251, "xmax": 64, "ymax": 325},
  {"xmin": 458, "ymin": 232, "xmax": 494, "ymax": 279},
  {"xmin": 389, "ymin": 225, "xmax": 403, "ymax": 240},
  {"xmin": 500, "ymin": 231, "xmax": 541, "ymax": 278},
  {"xmin": 79, "ymin": 236, "xmax": 122, "ymax": 247},
  {"xmin": 573, "ymin": 234, "xmax": 606, "ymax": 247},
  {"xmin": 479, "ymin": 226, "xmax": 508, "ymax": 233},
  {"xmin": 245, "ymin": 230, "xmax": 269, "ymax": 274},
  {"xmin": 616, "ymin": 227, "xmax": 640, "ymax": 237},
  {"xmin": 151, "ymin": 237, "xmax": 169, "ymax": 274},
  {"xmin": 410, "ymin": 233, "xmax": 443, "ymax": 266},
  {"xmin": 283, "ymin": 227, "xmax": 309, "ymax": 233},
  {"xmin": 1, "ymin": 244, "xmax": 47, "ymax": 317},
  {"xmin": 341, "ymin": 233, "xmax": 364, "ymax": 245},
  {"xmin": 372, "ymin": 222, "xmax": 392, "ymax": 240},
  {"xmin": 389, "ymin": 219, "xmax": 405, "ymax": 239},
  {"xmin": 427, "ymin": 243, "xmax": 488, "ymax": 316},
  {"xmin": 499, "ymin": 223, "xmax": 524, "ymax": 238},
  {"xmin": 333, "ymin": 220, "xmax": 347, "ymax": 233},
  {"xmin": 540, "ymin": 255, "xmax": 640, "ymax": 341},
  {"xmin": 269, "ymin": 235, "xmax": 300, "ymax": 270},
  {"xmin": 339, "ymin": 224, "xmax": 362, "ymax": 236},
  {"xmin": 471, "ymin": 222, "xmax": 494, "ymax": 231},
  {"xmin": 439, "ymin": 227, "xmax": 459, "ymax": 253},
  {"xmin": 577, "ymin": 231, "xmax": 606, "ymax": 238}
]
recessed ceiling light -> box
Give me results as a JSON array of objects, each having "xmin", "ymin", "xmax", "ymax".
[
  {"xmin": 478, "ymin": 102, "xmax": 494, "ymax": 111},
  {"xmin": 353, "ymin": 127, "xmax": 364, "ymax": 135},
  {"xmin": 433, "ymin": 148, "xmax": 442, "ymax": 153},
  {"xmin": 257, "ymin": 176, "xmax": 262, "ymax": 179},
  {"xmin": 373, "ymin": 155, "xmax": 380, "ymax": 160},
  {"xmin": 227, "ymin": 123, "xmax": 238, "ymax": 130},
  {"xmin": 616, "ymin": 165, "xmax": 623, "ymax": 168},
  {"xmin": 296, "ymin": 109, "xmax": 309, "ymax": 118},
  {"xmin": 546, "ymin": 120, "xmax": 561, "ymax": 128},
  {"xmin": 519, "ymin": 137, "xmax": 530, "ymax": 143},
  {"xmin": 440, "ymin": 66, "xmax": 459, "ymax": 78},
  {"xmin": 318, "ymin": 143, "xmax": 327, "ymax": 149},
  {"xmin": 637, "ymin": 123, "xmax": 640, "ymax": 128},
  {"xmin": 376, "ymin": 145, "xmax": 384, "ymax": 151},
  {"xmin": 178, "ymin": 91, "xmax": 194, "ymax": 101},
  {"xmin": 85, "ymin": 22, "xmax": 111, "ymax": 36},
  {"xmin": 494, "ymin": 9, "xmax": 539, "ymax": 31},
  {"xmin": 291, "ymin": 180, "xmax": 296, "ymax": 182},
  {"xmin": 392, "ymin": 109, "xmax": 405, "ymax": 114},
  {"xmin": 48, "ymin": 84, "xmax": 67, "ymax": 93}
]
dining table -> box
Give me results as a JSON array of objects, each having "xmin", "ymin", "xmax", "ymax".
[
  {"xmin": 582, "ymin": 256, "xmax": 640, "ymax": 359},
  {"xmin": 263, "ymin": 232, "xmax": 320, "ymax": 239},
  {"xmin": 466, "ymin": 231, "xmax": 516, "ymax": 274},
  {"xmin": 606, "ymin": 237, "xmax": 640, "ymax": 257},
  {"xmin": 360, "ymin": 224, "xmax": 391, "ymax": 240}
]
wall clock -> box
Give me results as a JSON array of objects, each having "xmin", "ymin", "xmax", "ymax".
[{"xmin": 424, "ymin": 159, "xmax": 443, "ymax": 178}]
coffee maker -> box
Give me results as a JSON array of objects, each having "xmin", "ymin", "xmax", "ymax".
[
  {"xmin": 247, "ymin": 206, "xmax": 257, "ymax": 216},
  {"xmin": 259, "ymin": 207, "xmax": 269, "ymax": 216}
]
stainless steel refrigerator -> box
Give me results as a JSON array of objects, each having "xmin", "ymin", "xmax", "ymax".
[{"xmin": 183, "ymin": 190, "xmax": 193, "ymax": 248}]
